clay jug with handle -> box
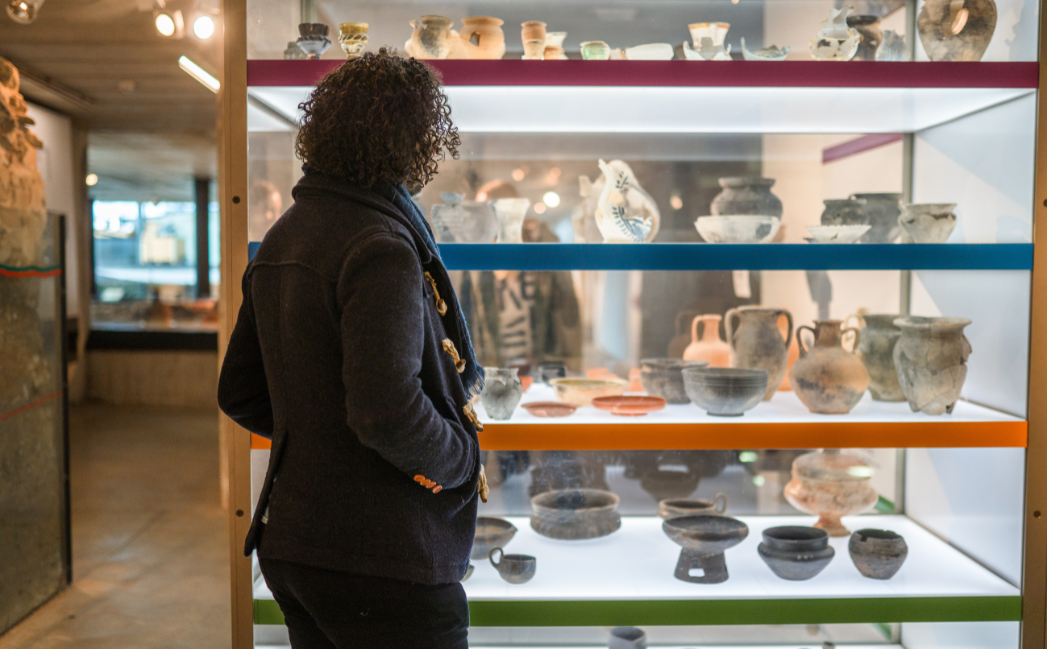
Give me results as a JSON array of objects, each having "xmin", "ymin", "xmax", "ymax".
[
  {"xmin": 725, "ymin": 306, "xmax": 793, "ymax": 400},
  {"xmin": 683, "ymin": 315, "xmax": 730, "ymax": 367},
  {"xmin": 789, "ymin": 320, "xmax": 869, "ymax": 414}
]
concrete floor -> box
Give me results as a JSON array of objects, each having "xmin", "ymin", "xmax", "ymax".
[{"xmin": 0, "ymin": 404, "xmax": 230, "ymax": 649}]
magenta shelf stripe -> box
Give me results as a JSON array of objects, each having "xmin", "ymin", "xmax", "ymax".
[
  {"xmin": 247, "ymin": 60, "xmax": 1039, "ymax": 89},
  {"xmin": 823, "ymin": 133, "xmax": 905, "ymax": 164}
]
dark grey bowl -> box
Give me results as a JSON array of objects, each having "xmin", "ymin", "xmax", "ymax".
[
  {"xmin": 531, "ymin": 489, "xmax": 621, "ymax": 540},
  {"xmin": 849, "ymin": 529, "xmax": 908, "ymax": 579},
  {"xmin": 758, "ymin": 526, "xmax": 835, "ymax": 581},
  {"xmin": 640, "ymin": 467, "xmax": 699, "ymax": 502},
  {"xmin": 472, "ymin": 517, "xmax": 517, "ymax": 561},
  {"xmin": 641, "ymin": 358, "xmax": 708, "ymax": 404},
  {"xmin": 682, "ymin": 367, "xmax": 768, "ymax": 417}
]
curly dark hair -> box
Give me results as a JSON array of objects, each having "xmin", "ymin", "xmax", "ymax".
[{"xmin": 294, "ymin": 48, "xmax": 460, "ymax": 189}]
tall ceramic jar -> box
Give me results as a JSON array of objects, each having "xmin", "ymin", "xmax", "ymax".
[
  {"xmin": 405, "ymin": 15, "xmax": 457, "ymax": 59},
  {"xmin": 459, "ymin": 16, "xmax": 506, "ymax": 59},
  {"xmin": 481, "ymin": 368, "xmax": 523, "ymax": 420},
  {"xmin": 683, "ymin": 315, "xmax": 730, "ymax": 367},
  {"xmin": 850, "ymin": 193, "xmax": 902, "ymax": 243},
  {"xmin": 854, "ymin": 313, "xmax": 905, "ymax": 402},
  {"xmin": 893, "ymin": 316, "xmax": 973, "ymax": 415},
  {"xmin": 918, "ymin": 0, "xmax": 997, "ymax": 61},
  {"xmin": 725, "ymin": 306, "xmax": 793, "ymax": 400},
  {"xmin": 789, "ymin": 320, "xmax": 869, "ymax": 414},
  {"xmin": 784, "ymin": 450, "xmax": 878, "ymax": 537},
  {"xmin": 711, "ymin": 177, "xmax": 783, "ymax": 218}
]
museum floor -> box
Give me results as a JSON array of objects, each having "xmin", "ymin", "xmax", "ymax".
[{"xmin": 0, "ymin": 404, "xmax": 230, "ymax": 649}]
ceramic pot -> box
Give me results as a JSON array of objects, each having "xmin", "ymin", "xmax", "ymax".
[
  {"xmin": 854, "ymin": 313, "xmax": 905, "ymax": 402},
  {"xmin": 850, "ymin": 193, "xmax": 902, "ymax": 243},
  {"xmin": 493, "ymin": 198, "xmax": 530, "ymax": 243},
  {"xmin": 893, "ymin": 316, "xmax": 972, "ymax": 415},
  {"xmin": 789, "ymin": 320, "xmax": 869, "ymax": 414},
  {"xmin": 521, "ymin": 20, "xmax": 546, "ymax": 42},
  {"xmin": 784, "ymin": 450, "xmax": 878, "ymax": 537},
  {"xmin": 581, "ymin": 40, "xmax": 611, "ymax": 60},
  {"xmin": 640, "ymin": 467, "xmax": 700, "ymax": 502},
  {"xmin": 460, "ymin": 16, "xmax": 506, "ymax": 60},
  {"xmin": 544, "ymin": 45, "xmax": 564, "ymax": 60},
  {"xmin": 481, "ymin": 367, "xmax": 523, "ymax": 420},
  {"xmin": 849, "ymin": 528, "xmax": 908, "ymax": 579},
  {"xmin": 683, "ymin": 315, "xmax": 731, "ymax": 367},
  {"xmin": 758, "ymin": 526, "xmax": 835, "ymax": 581},
  {"xmin": 522, "ymin": 39, "xmax": 545, "ymax": 59},
  {"xmin": 658, "ymin": 493, "xmax": 727, "ymax": 519},
  {"xmin": 489, "ymin": 548, "xmax": 536, "ymax": 584},
  {"xmin": 821, "ymin": 198, "xmax": 868, "ymax": 226},
  {"xmin": 662, "ymin": 514, "xmax": 749, "ymax": 584},
  {"xmin": 406, "ymin": 15, "xmax": 456, "ymax": 59},
  {"xmin": 918, "ymin": 0, "xmax": 997, "ymax": 61},
  {"xmin": 711, "ymin": 177, "xmax": 783, "ymax": 218},
  {"xmin": 641, "ymin": 358, "xmax": 708, "ymax": 404},
  {"xmin": 899, "ymin": 203, "xmax": 957, "ymax": 243},
  {"xmin": 847, "ymin": 15, "xmax": 883, "ymax": 60},
  {"xmin": 725, "ymin": 306, "xmax": 794, "ymax": 400},
  {"xmin": 429, "ymin": 193, "xmax": 498, "ymax": 243},
  {"xmin": 609, "ymin": 627, "xmax": 646, "ymax": 649},
  {"xmin": 682, "ymin": 367, "xmax": 768, "ymax": 417},
  {"xmin": 472, "ymin": 517, "xmax": 517, "ymax": 560},
  {"xmin": 531, "ymin": 489, "xmax": 621, "ymax": 540}
]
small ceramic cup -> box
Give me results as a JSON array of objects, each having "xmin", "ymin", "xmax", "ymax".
[
  {"xmin": 523, "ymin": 39, "xmax": 545, "ymax": 59},
  {"xmin": 581, "ymin": 40, "xmax": 611, "ymax": 60},
  {"xmin": 489, "ymin": 548, "xmax": 536, "ymax": 584},
  {"xmin": 543, "ymin": 45, "xmax": 564, "ymax": 60}
]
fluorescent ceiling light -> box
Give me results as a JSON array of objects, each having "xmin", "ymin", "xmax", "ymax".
[
  {"xmin": 193, "ymin": 15, "xmax": 214, "ymax": 39},
  {"xmin": 179, "ymin": 56, "xmax": 219, "ymax": 93}
]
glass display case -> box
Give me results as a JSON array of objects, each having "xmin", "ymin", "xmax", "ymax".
[{"xmin": 219, "ymin": 0, "xmax": 1047, "ymax": 646}]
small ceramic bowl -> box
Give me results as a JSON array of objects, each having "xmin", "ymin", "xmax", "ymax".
[
  {"xmin": 592, "ymin": 395, "xmax": 667, "ymax": 417},
  {"xmin": 849, "ymin": 528, "xmax": 908, "ymax": 579},
  {"xmin": 640, "ymin": 358, "xmax": 708, "ymax": 404},
  {"xmin": 531, "ymin": 489, "xmax": 621, "ymax": 540},
  {"xmin": 682, "ymin": 367, "xmax": 768, "ymax": 416},
  {"xmin": 522, "ymin": 401, "xmax": 578, "ymax": 418},
  {"xmin": 472, "ymin": 516, "xmax": 518, "ymax": 561},
  {"xmin": 549, "ymin": 377, "xmax": 627, "ymax": 406},
  {"xmin": 758, "ymin": 525, "xmax": 835, "ymax": 581},
  {"xmin": 695, "ymin": 215, "xmax": 781, "ymax": 243},
  {"xmin": 657, "ymin": 494, "xmax": 728, "ymax": 519},
  {"xmin": 581, "ymin": 40, "xmax": 611, "ymax": 60},
  {"xmin": 806, "ymin": 224, "xmax": 872, "ymax": 243}
]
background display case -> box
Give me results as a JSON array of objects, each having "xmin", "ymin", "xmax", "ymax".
[{"xmin": 219, "ymin": 0, "xmax": 1047, "ymax": 647}]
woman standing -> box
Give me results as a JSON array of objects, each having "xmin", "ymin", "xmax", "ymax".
[{"xmin": 218, "ymin": 50, "xmax": 485, "ymax": 649}]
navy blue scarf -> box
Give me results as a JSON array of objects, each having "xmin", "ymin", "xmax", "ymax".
[{"xmin": 390, "ymin": 184, "xmax": 485, "ymax": 400}]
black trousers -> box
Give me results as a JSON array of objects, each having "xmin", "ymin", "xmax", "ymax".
[{"xmin": 259, "ymin": 557, "xmax": 470, "ymax": 649}]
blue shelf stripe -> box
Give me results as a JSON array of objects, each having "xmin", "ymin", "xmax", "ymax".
[{"xmin": 248, "ymin": 242, "xmax": 1031, "ymax": 271}]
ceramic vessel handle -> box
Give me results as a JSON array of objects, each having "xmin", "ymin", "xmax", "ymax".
[
  {"xmin": 796, "ymin": 325, "xmax": 816, "ymax": 356},
  {"xmin": 489, "ymin": 547, "xmax": 503, "ymax": 568},
  {"xmin": 780, "ymin": 310, "xmax": 794, "ymax": 349},
  {"xmin": 725, "ymin": 308, "xmax": 739, "ymax": 349},
  {"xmin": 690, "ymin": 315, "xmax": 703, "ymax": 344},
  {"xmin": 844, "ymin": 313, "xmax": 863, "ymax": 331},
  {"xmin": 714, "ymin": 492, "xmax": 728, "ymax": 513},
  {"xmin": 843, "ymin": 327, "xmax": 861, "ymax": 354}
]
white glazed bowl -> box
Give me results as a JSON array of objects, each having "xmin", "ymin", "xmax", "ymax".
[
  {"xmin": 805, "ymin": 224, "xmax": 872, "ymax": 243},
  {"xmin": 695, "ymin": 215, "xmax": 780, "ymax": 244},
  {"xmin": 625, "ymin": 43, "xmax": 675, "ymax": 60}
]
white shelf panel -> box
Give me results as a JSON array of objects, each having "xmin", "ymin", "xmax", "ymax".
[
  {"xmin": 254, "ymin": 515, "xmax": 1017, "ymax": 603},
  {"xmin": 478, "ymin": 384, "xmax": 1020, "ymax": 426},
  {"xmin": 248, "ymin": 86, "xmax": 1033, "ymax": 134}
]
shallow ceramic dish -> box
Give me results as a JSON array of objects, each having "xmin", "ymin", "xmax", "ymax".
[
  {"xmin": 849, "ymin": 528, "xmax": 908, "ymax": 579},
  {"xmin": 531, "ymin": 489, "xmax": 622, "ymax": 540},
  {"xmin": 549, "ymin": 377, "xmax": 627, "ymax": 406},
  {"xmin": 521, "ymin": 401, "xmax": 578, "ymax": 418},
  {"xmin": 472, "ymin": 517, "xmax": 518, "ymax": 561},
  {"xmin": 806, "ymin": 224, "xmax": 872, "ymax": 243},
  {"xmin": 624, "ymin": 43, "xmax": 675, "ymax": 60},
  {"xmin": 758, "ymin": 525, "xmax": 835, "ymax": 581},
  {"xmin": 695, "ymin": 215, "xmax": 781, "ymax": 244},
  {"xmin": 592, "ymin": 395, "xmax": 667, "ymax": 417},
  {"xmin": 657, "ymin": 494, "xmax": 728, "ymax": 519},
  {"xmin": 682, "ymin": 367, "xmax": 768, "ymax": 417},
  {"xmin": 662, "ymin": 514, "xmax": 749, "ymax": 583},
  {"xmin": 640, "ymin": 358, "xmax": 708, "ymax": 404}
]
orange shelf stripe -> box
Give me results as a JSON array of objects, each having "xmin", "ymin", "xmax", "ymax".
[{"xmin": 252, "ymin": 420, "xmax": 1027, "ymax": 451}]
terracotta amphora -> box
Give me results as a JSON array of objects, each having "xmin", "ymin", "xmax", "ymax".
[
  {"xmin": 683, "ymin": 315, "xmax": 730, "ymax": 367},
  {"xmin": 789, "ymin": 320, "xmax": 869, "ymax": 414},
  {"xmin": 724, "ymin": 306, "xmax": 793, "ymax": 400},
  {"xmin": 893, "ymin": 316, "xmax": 972, "ymax": 415},
  {"xmin": 852, "ymin": 313, "xmax": 905, "ymax": 402}
]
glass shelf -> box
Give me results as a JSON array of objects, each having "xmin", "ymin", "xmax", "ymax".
[{"xmin": 253, "ymin": 515, "xmax": 1020, "ymax": 626}]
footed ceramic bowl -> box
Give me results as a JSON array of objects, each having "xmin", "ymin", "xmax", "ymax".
[
  {"xmin": 662, "ymin": 514, "xmax": 749, "ymax": 583},
  {"xmin": 806, "ymin": 224, "xmax": 872, "ymax": 243},
  {"xmin": 682, "ymin": 367, "xmax": 768, "ymax": 416},
  {"xmin": 695, "ymin": 215, "xmax": 780, "ymax": 244}
]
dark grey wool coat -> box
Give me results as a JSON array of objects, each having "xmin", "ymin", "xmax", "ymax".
[{"xmin": 218, "ymin": 171, "xmax": 481, "ymax": 585}]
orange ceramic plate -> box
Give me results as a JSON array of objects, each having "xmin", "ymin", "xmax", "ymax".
[
  {"xmin": 522, "ymin": 401, "xmax": 578, "ymax": 418},
  {"xmin": 592, "ymin": 396, "xmax": 667, "ymax": 417}
]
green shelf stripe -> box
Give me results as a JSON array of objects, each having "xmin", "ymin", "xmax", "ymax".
[{"xmin": 253, "ymin": 596, "xmax": 1021, "ymax": 627}]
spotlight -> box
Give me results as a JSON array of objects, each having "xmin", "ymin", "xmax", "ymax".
[
  {"xmin": 542, "ymin": 191, "xmax": 560, "ymax": 208},
  {"xmin": 193, "ymin": 14, "xmax": 214, "ymax": 39},
  {"xmin": 179, "ymin": 56, "xmax": 220, "ymax": 93},
  {"xmin": 154, "ymin": 7, "xmax": 184, "ymax": 38},
  {"xmin": 85, "ymin": 174, "xmax": 98, "ymax": 187},
  {"xmin": 6, "ymin": 0, "xmax": 44, "ymax": 24}
]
